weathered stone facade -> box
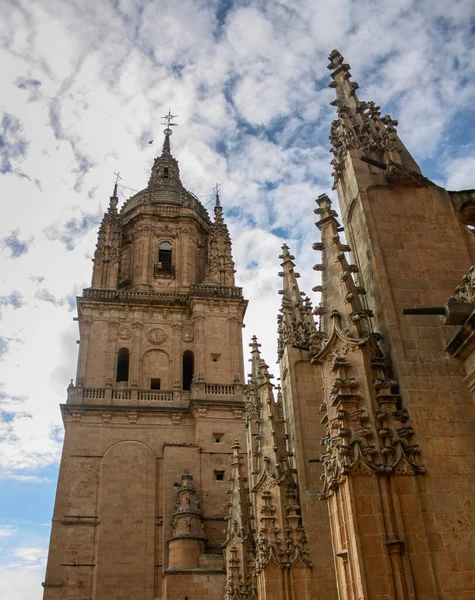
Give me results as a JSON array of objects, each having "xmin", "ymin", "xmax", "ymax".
[{"xmin": 43, "ymin": 51, "xmax": 475, "ymax": 599}]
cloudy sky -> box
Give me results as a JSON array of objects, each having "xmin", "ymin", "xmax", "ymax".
[{"xmin": 1, "ymin": 0, "xmax": 475, "ymax": 597}]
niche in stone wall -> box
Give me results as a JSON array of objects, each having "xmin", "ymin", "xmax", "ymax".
[{"xmin": 141, "ymin": 349, "xmax": 171, "ymax": 389}]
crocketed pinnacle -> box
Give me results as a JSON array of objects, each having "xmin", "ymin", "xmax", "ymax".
[
  {"xmin": 91, "ymin": 187, "xmax": 121, "ymax": 289},
  {"xmin": 314, "ymin": 194, "xmax": 372, "ymax": 338},
  {"xmin": 277, "ymin": 244, "xmax": 316, "ymax": 359},
  {"xmin": 246, "ymin": 337, "xmax": 290, "ymax": 480},
  {"xmin": 202, "ymin": 192, "xmax": 236, "ymax": 286},
  {"xmin": 225, "ymin": 440, "xmax": 253, "ymax": 545},
  {"xmin": 327, "ymin": 49, "xmax": 422, "ymax": 187},
  {"xmin": 224, "ymin": 440, "xmax": 256, "ymax": 600},
  {"xmin": 248, "ymin": 335, "xmax": 262, "ymax": 384}
]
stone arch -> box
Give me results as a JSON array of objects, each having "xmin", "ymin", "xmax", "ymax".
[
  {"xmin": 94, "ymin": 441, "xmax": 156, "ymax": 599},
  {"xmin": 141, "ymin": 348, "xmax": 171, "ymax": 389},
  {"xmin": 102, "ymin": 439, "xmax": 157, "ymax": 459}
]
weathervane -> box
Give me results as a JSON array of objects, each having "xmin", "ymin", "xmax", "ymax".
[{"xmin": 161, "ymin": 109, "xmax": 178, "ymax": 136}]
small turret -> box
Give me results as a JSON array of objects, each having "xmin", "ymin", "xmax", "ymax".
[
  {"xmin": 167, "ymin": 469, "xmax": 206, "ymax": 570},
  {"xmin": 148, "ymin": 124, "xmax": 182, "ymax": 190},
  {"xmin": 91, "ymin": 185, "xmax": 121, "ymax": 289},
  {"xmin": 203, "ymin": 190, "xmax": 236, "ymax": 286}
]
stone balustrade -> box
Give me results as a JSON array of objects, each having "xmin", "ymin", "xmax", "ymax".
[
  {"xmin": 67, "ymin": 382, "xmax": 242, "ymax": 404},
  {"xmin": 68, "ymin": 386, "xmax": 176, "ymax": 404},
  {"xmin": 204, "ymin": 383, "xmax": 235, "ymax": 395},
  {"xmin": 189, "ymin": 284, "xmax": 243, "ymax": 298},
  {"xmin": 82, "ymin": 288, "xmax": 189, "ymax": 304}
]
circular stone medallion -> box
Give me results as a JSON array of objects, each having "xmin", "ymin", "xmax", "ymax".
[
  {"xmin": 118, "ymin": 324, "xmax": 132, "ymax": 340},
  {"xmin": 148, "ymin": 327, "xmax": 167, "ymax": 345}
]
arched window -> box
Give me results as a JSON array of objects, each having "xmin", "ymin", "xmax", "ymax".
[
  {"xmin": 182, "ymin": 351, "xmax": 194, "ymax": 391},
  {"xmin": 116, "ymin": 348, "xmax": 129, "ymax": 383},
  {"xmin": 158, "ymin": 241, "xmax": 172, "ymax": 273}
]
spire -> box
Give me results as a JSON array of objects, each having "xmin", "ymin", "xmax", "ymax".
[
  {"xmin": 244, "ymin": 340, "xmax": 312, "ymax": 577},
  {"xmin": 214, "ymin": 186, "xmax": 224, "ymax": 223},
  {"xmin": 146, "ymin": 110, "xmax": 183, "ymax": 190},
  {"xmin": 277, "ymin": 244, "xmax": 318, "ymax": 359},
  {"xmin": 225, "ymin": 441, "xmax": 253, "ymax": 545},
  {"xmin": 202, "ymin": 190, "xmax": 236, "ymax": 286},
  {"xmin": 160, "ymin": 109, "xmax": 178, "ymax": 158},
  {"xmin": 327, "ymin": 49, "xmax": 425, "ymax": 189},
  {"xmin": 248, "ymin": 335, "xmax": 262, "ymax": 383},
  {"xmin": 223, "ymin": 441, "xmax": 256, "ymax": 600},
  {"xmin": 108, "ymin": 183, "xmax": 118, "ymax": 214},
  {"xmin": 162, "ymin": 129, "xmax": 172, "ymax": 157},
  {"xmin": 91, "ymin": 187, "xmax": 121, "ymax": 289},
  {"xmin": 313, "ymin": 193, "xmax": 371, "ymax": 341},
  {"xmin": 112, "ymin": 171, "xmax": 121, "ymax": 200},
  {"xmin": 245, "ymin": 338, "xmax": 289, "ymax": 480},
  {"xmin": 224, "ymin": 440, "xmax": 256, "ymax": 600}
]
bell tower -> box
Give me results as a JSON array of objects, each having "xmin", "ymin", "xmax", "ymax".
[{"xmin": 42, "ymin": 121, "xmax": 248, "ymax": 600}]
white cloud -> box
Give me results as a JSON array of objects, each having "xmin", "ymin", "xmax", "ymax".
[
  {"xmin": 0, "ymin": 567, "xmax": 45, "ymax": 600},
  {"xmin": 0, "ymin": 525, "xmax": 18, "ymax": 538},
  {"xmin": 445, "ymin": 155, "xmax": 475, "ymax": 190}
]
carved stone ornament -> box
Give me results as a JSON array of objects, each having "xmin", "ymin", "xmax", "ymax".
[
  {"xmin": 181, "ymin": 326, "xmax": 194, "ymax": 342},
  {"xmin": 450, "ymin": 265, "xmax": 475, "ymax": 303},
  {"xmin": 118, "ymin": 324, "xmax": 132, "ymax": 340},
  {"xmin": 148, "ymin": 328, "xmax": 167, "ymax": 345}
]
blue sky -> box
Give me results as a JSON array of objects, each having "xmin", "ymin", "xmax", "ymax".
[{"xmin": 1, "ymin": 0, "xmax": 475, "ymax": 597}]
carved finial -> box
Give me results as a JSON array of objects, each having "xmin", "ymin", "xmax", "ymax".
[
  {"xmin": 328, "ymin": 49, "xmax": 351, "ymax": 73},
  {"xmin": 279, "ymin": 243, "xmax": 295, "ymax": 262},
  {"xmin": 250, "ymin": 335, "xmax": 262, "ymax": 351}
]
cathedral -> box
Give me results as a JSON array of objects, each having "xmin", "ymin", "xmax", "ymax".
[{"xmin": 42, "ymin": 51, "xmax": 475, "ymax": 599}]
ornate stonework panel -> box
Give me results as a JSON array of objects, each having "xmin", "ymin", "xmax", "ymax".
[
  {"xmin": 181, "ymin": 326, "xmax": 194, "ymax": 342},
  {"xmin": 118, "ymin": 324, "xmax": 132, "ymax": 340},
  {"xmin": 147, "ymin": 327, "xmax": 167, "ymax": 345}
]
